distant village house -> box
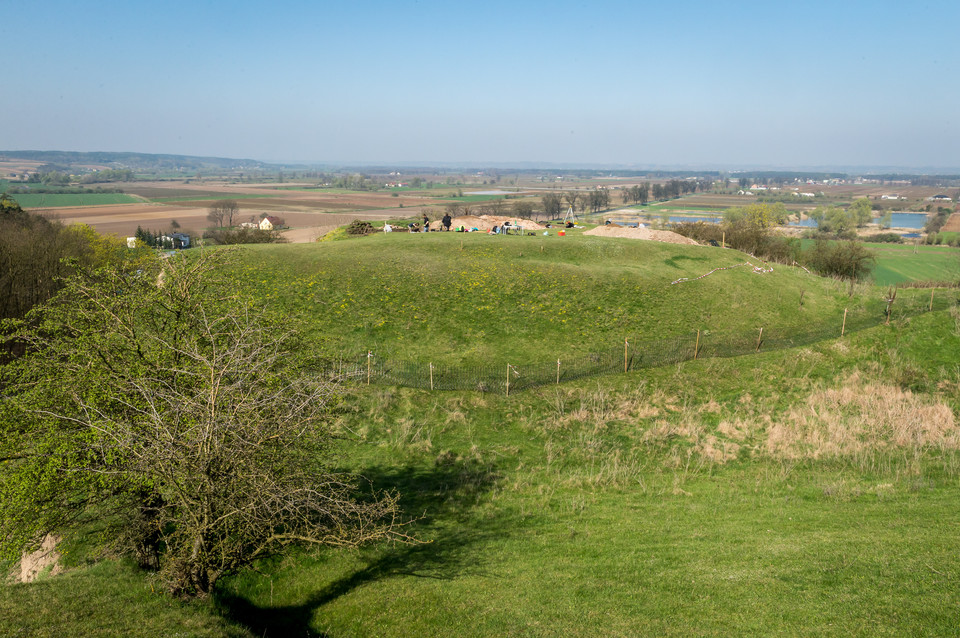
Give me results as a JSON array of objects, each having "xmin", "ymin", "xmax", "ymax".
[{"xmin": 259, "ymin": 216, "xmax": 283, "ymax": 230}]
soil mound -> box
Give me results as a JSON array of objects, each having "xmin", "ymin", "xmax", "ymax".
[
  {"xmin": 583, "ymin": 226, "xmax": 700, "ymax": 245},
  {"xmin": 18, "ymin": 534, "xmax": 62, "ymax": 583},
  {"xmin": 451, "ymin": 215, "xmax": 545, "ymax": 231}
]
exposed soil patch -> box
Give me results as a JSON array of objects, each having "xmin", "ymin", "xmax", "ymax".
[
  {"xmin": 17, "ymin": 534, "xmax": 62, "ymax": 583},
  {"xmin": 583, "ymin": 226, "xmax": 700, "ymax": 245},
  {"xmin": 942, "ymin": 212, "xmax": 960, "ymax": 233},
  {"xmin": 450, "ymin": 215, "xmax": 546, "ymax": 231}
]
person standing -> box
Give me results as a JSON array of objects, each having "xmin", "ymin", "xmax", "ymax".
[
  {"xmin": 442, "ymin": 212, "xmax": 452, "ymax": 232},
  {"xmin": 422, "ymin": 213, "xmax": 430, "ymax": 233}
]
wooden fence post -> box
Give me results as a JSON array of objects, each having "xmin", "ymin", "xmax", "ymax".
[
  {"xmin": 367, "ymin": 351, "xmax": 372, "ymax": 385},
  {"xmin": 841, "ymin": 308, "xmax": 847, "ymax": 337},
  {"xmin": 557, "ymin": 359, "xmax": 561, "ymax": 385},
  {"xmin": 930, "ymin": 288, "xmax": 935, "ymax": 312},
  {"xmin": 624, "ymin": 338, "xmax": 629, "ymax": 373},
  {"xmin": 694, "ymin": 329, "xmax": 700, "ymax": 360},
  {"xmin": 429, "ymin": 363, "xmax": 434, "ymax": 391},
  {"xmin": 756, "ymin": 327, "xmax": 763, "ymax": 352}
]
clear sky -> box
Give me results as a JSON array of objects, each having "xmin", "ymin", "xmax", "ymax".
[{"xmin": 4, "ymin": 0, "xmax": 959, "ymax": 170}]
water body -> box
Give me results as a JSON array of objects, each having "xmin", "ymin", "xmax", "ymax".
[
  {"xmin": 669, "ymin": 216, "xmax": 722, "ymax": 224},
  {"xmin": 618, "ymin": 216, "xmax": 722, "ymax": 226},
  {"xmin": 882, "ymin": 213, "xmax": 929, "ymax": 229},
  {"xmin": 788, "ymin": 212, "xmax": 928, "ymax": 230}
]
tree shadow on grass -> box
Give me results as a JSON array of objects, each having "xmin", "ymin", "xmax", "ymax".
[{"xmin": 214, "ymin": 457, "xmax": 504, "ymax": 637}]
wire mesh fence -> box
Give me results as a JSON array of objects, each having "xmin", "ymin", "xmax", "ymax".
[{"xmin": 328, "ymin": 291, "xmax": 958, "ymax": 395}]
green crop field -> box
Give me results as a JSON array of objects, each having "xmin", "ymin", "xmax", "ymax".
[
  {"xmin": 442, "ymin": 194, "xmax": 509, "ymax": 203},
  {"xmin": 3, "ymin": 231, "xmax": 959, "ymax": 637},
  {"xmin": 867, "ymin": 243, "xmax": 960, "ymax": 286},
  {"xmin": 8, "ymin": 192, "xmax": 139, "ymax": 207}
]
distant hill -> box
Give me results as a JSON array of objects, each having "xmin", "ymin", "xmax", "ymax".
[{"xmin": 0, "ymin": 150, "xmax": 273, "ymax": 174}]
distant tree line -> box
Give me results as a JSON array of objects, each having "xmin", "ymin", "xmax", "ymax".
[
  {"xmin": 24, "ymin": 170, "xmax": 70, "ymax": 185},
  {"xmin": 78, "ymin": 168, "xmax": 134, "ymax": 183},
  {"xmin": 863, "ymin": 174, "xmax": 960, "ymax": 187}
]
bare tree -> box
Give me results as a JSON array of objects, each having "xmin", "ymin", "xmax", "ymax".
[
  {"xmin": 208, "ymin": 199, "xmax": 239, "ymax": 228},
  {"xmin": 513, "ymin": 200, "xmax": 534, "ymax": 220},
  {"xmin": 206, "ymin": 209, "xmax": 224, "ymax": 227},
  {"xmin": 542, "ymin": 192, "xmax": 563, "ymax": 220},
  {"xmin": 1, "ymin": 251, "xmax": 410, "ymax": 595}
]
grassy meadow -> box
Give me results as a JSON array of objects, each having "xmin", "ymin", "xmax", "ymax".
[{"xmin": 3, "ymin": 231, "xmax": 960, "ymax": 637}]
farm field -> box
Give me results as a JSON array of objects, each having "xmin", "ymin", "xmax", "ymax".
[
  {"xmin": 868, "ymin": 243, "xmax": 960, "ymax": 286},
  {"xmin": 3, "ymin": 231, "xmax": 959, "ymax": 637},
  {"xmin": 7, "ymin": 192, "xmax": 139, "ymax": 207},
  {"xmin": 14, "ymin": 180, "xmax": 433, "ymax": 238},
  {"xmin": 6, "ymin": 173, "xmax": 956, "ymax": 247},
  {"xmin": 942, "ymin": 213, "xmax": 960, "ymax": 233}
]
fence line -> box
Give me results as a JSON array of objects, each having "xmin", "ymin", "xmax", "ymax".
[{"xmin": 327, "ymin": 293, "xmax": 957, "ymax": 395}]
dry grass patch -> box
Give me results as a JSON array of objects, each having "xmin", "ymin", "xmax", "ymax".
[{"xmin": 765, "ymin": 373, "xmax": 958, "ymax": 460}]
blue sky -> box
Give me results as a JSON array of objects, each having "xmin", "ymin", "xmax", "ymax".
[{"xmin": 4, "ymin": 0, "xmax": 959, "ymax": 169}]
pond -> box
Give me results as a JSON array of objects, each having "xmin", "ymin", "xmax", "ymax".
[{"xmin": 788, "ymin": 212, "xmax": 928, "ymax": 230}]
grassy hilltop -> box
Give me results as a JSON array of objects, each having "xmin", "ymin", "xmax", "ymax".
[
  {"xmin": 3, "ymin": 231, "xmax": 960, "ymax": 637},
  {"xmin": 222, "ymin": 232, "xmax": 942, "ymax": 365}
]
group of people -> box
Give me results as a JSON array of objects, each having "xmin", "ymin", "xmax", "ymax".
[
  {"xmin": 387, "ymin": 212, "xmax": 456, "ymax": 233},
  {"xmin": 385, "ymin": 213, "xmax": 531, "ymax": 235}
]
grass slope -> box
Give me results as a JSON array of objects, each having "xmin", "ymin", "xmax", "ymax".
[
  {"xmin": 212, "ymin": 310, "xmax": 960, "ymax": 637},
  {"xmin": 4, "ymin": 236, "xmax": 959, "ymax": 636},
  {"xmin": 222, "ymin": 233, "xmax": 940, "ymax": 366}
]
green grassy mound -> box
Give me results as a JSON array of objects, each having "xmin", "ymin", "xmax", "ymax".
[
  {"xmin": 221, "ymin": 233, "xmax": 946, "ymax": 368},
  {"xmin": 4, "ymin": 235, "xmax": 959, "ymax": 636}
]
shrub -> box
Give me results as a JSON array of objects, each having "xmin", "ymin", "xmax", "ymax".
[
  {"xmin": 345, "ymin": 220, "xmax": 375, "ymax": 235},
  {"xmin": 803, "ymin": 240, "xmax": 876, "ymax": 281},
  {"xmin": 674, "ymin": 221, "xmax": 799, "ymax": 263},
  {"xmin": 202, "ymin": 228, "xmax": 284, "ymax": 245},
  {"xmin": 864, "ymin": 233, "xmax": 904, "ymax": 244}
]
